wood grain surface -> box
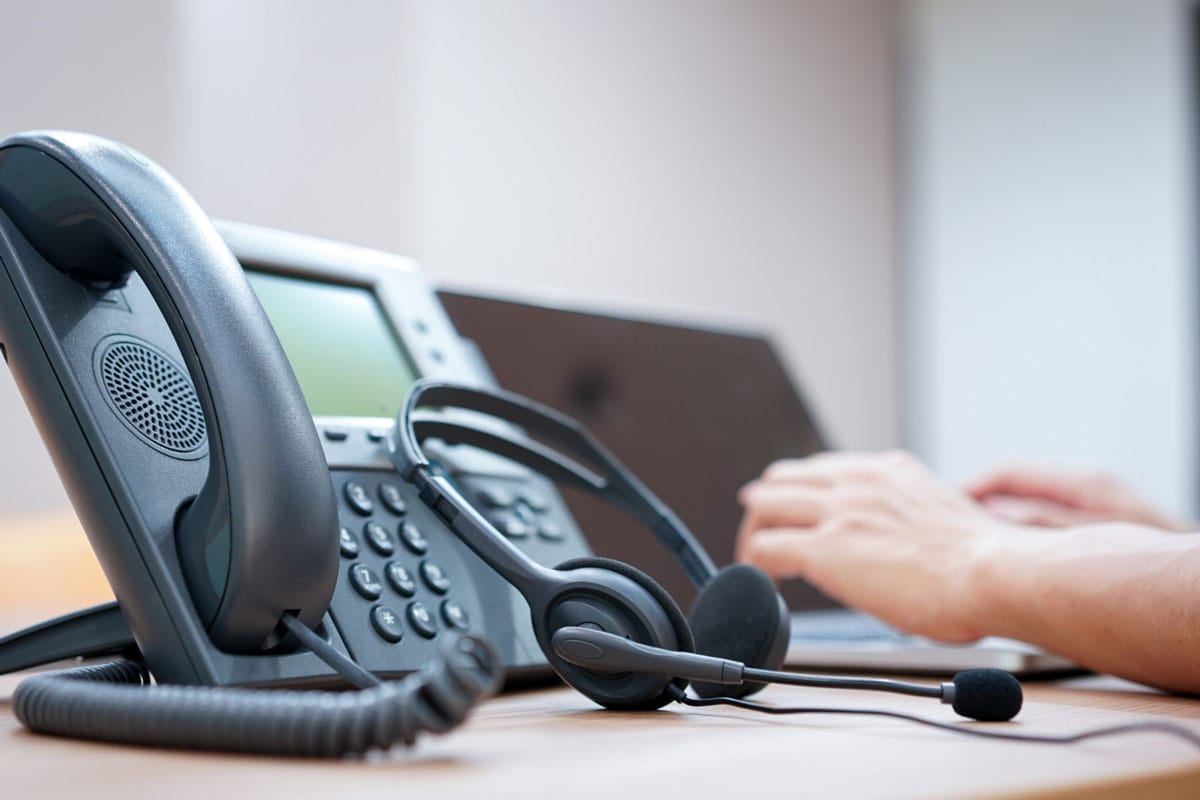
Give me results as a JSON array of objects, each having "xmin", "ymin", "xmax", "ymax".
[{"xmin": 2, "ymin": 513, "xmax": 1199, "ymax": 799}]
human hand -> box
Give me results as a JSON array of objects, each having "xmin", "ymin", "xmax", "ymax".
[
  {"xmin": 965, "ymin": 466, "xmax": 1194, "ymax": 531},
  {"xmin": 736, "ymin": 451, "xmax": 1013, "ymax": 642}
]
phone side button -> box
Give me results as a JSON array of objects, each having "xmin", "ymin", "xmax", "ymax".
[
  {"xmin": 0, "ymin": 342, "xmax": 7, "ymax": 365},
  {"xmin": 537, "ymin": 520, "xmax": 566, "ymax": 542}
]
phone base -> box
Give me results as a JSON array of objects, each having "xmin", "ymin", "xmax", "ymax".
[{"xmin": 0, "ymin": 602, "xmax": 137, "ymax": 674}]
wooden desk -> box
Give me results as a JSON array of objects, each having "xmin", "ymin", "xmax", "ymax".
[{"xmin": 3, "ymin": 514, "xmax": 1200, "ymax": 799}]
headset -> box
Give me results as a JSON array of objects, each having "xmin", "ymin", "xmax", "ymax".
[
  {"xmin": 388, "ymin": 381, "xmax": 1023, "ymax": 722},
  {"xmin": 384, "ymin": 381, "xmax": 1200, "ymax": 753}
]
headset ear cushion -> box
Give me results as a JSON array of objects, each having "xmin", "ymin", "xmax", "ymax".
[
  {"xmin": 554, "ymin": 556, "xmax": 695, "ymax": 708},
  {"xmin": 555, "ymin": 556, "xmax": 696, "ymax": 657},
  {"xmin": 688, "ymin": 563, "xmax": 789, "ymax": 699}
]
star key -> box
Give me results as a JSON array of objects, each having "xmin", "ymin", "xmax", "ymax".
[{"xmin": 371, "ymin": 605, "xmax": 404, "ymax": 642}]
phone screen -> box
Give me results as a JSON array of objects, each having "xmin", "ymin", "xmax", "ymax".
[{"xmin": 246, "ymin": 270, "xmax": 418, "ymax": 418}]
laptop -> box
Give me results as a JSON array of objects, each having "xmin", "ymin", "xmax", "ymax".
[{"xmin": 438, "ymin": 285, "xmax": 1075, "ymax": 675}]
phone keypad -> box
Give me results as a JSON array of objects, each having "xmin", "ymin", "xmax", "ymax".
[
  {"xmin": 332, "ymin": 474, "xmax": 473, "ymax": 661},
  {"xmin": 326, "ymin": 462, "xmax": 589, "ymax": 677}
]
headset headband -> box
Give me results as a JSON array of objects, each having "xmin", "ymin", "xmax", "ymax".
[{"xmin": 389, "ymin": 381, "xmax": 717, "ymax": 589}]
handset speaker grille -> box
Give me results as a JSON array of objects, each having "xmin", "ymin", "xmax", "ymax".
[{"xmin": 95, "ymin": 336, "xmax": 207, "ymax": 458}]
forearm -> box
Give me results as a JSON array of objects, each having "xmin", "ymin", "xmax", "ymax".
[{"xmin": 972, "ymin": 523, "xmax": 1200, "ymax": 693}]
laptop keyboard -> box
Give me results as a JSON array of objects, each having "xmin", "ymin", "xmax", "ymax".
[{"xmin": 789, "ymin": 609, "xmax": 906, "ymax": 642}]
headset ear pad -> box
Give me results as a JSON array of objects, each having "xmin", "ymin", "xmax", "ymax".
[
  {"xmin": 688, "ymin": 564, "xmax": 790, "ymax": 699},
  {"xmin": 553, "ymin": 556, "xmax": 695, "ymax": 710}
]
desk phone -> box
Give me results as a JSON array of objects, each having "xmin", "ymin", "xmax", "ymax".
[{"xmin": 0, "ymin": 131, "xmax": 589, "ymax": 690}]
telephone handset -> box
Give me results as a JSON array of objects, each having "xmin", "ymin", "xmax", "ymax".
[
  {"xmin": 0, "ymin": 131, "xmax": 340, "ymax": 652},
  {"xmin": 0, "ymin": 131, "xmax": 527, "ymax": 754}
]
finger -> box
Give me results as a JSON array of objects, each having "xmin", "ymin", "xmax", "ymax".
[
  {"xmin": 762, "ymin": 449, "xmax": 924, "ymax": 485},
  {"xmin": 752, "ymin": 458, "xmax": 882, "ymax": 493},
  {"xmin": 737, "ymin": 483, "xmax": 832, "ymax": 527},
  {"xmin": 738, "ymin": 528, "xmax": 819, "ymax": 580},
  {"xmin": 734, "ymin": 505, "xmax": 815, "ymax": 563},
  {"xmin": 980, "ymin": 496, "xmax": 1100, "ymax": 528},
  {"xmin": 964, "ymin": 465, "xmax": 1089, "ymax": 507}
]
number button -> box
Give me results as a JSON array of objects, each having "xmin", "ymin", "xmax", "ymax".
[
  {"xmin": 338, "ymin": 526, "xmax": 360, "ymax": 557},
  {"xmin": 399, "ymin": 522, "xmax": 429, "ymax": 555},
  {"xmin": 344, "ymin": 481, "xmax": 374, "ymax": 516},
  {"xmin": 378, "ymin": 482, "xmax": 407, "ymax": 516},
  {"xmin": 385, "ymin": 562, "xmax": 416, "ymax": 597},
  {"xmin": 420, "ymin": 561, "xmax": 451, "ymax": 594},
  {"xmin": 349, "ymin": 564, "xmax": 383, "ymax": 600},
  {"xmin": 363, "ymin": 521, "xmax": 395, "ymax": 556},
  {"xmin": 407, "ymin": 601, "xmax": 438, "ymax": 638},
  {"xmin": 441, "ymin": 600, "xmax": 470, "ymax": 630}
]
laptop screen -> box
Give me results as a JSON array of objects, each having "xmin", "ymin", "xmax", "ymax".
[{"xmin": 439, "ymin": 288, "xmax": 840, "ymax": 613}]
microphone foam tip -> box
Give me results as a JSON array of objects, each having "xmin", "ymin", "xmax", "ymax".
[{"xmin": 951, "ymin": 669, "xmax": 1023, "ymax": 721}]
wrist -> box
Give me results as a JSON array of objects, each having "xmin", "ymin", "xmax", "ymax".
[{"xmin": 963, "ymin": 521, "xmax": 1043, "ymax": 640}]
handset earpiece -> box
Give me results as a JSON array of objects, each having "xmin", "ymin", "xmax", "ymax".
[{"xmin": 0, "ymin": 132, "xmax": 339, "ymax": 651}]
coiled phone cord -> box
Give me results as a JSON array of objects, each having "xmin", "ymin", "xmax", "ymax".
[{"xmin": 12, "ymin": 614, "xmax": 503, "ymax": 757}]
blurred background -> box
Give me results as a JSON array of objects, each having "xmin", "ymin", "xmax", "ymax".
[{"xmin": 0, "ymin": 1, "xmax": 1195, "ymax": 613}]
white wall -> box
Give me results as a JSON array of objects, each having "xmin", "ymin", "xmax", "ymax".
[
  {"xmin": 901, "ymin": 0, "xmax": 1196, "ymax": 514},
  {"xmin": 391, "ymin": 1, "xmax": 899, "ymax": 461},
  {"xmin": 0, "ymin": 0, "xmax": 175, "ymax": 514},
  {"xmin": 0, "ymin": 1, "xmax": 900, "ymax": 516}
]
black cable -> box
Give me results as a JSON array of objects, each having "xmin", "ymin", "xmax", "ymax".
[
  {"xmin": 14, "ymin": 616, "xmax": 503, "ymax": 757},
  {"xmin": 670, "ymin": 688, "xmax": 1200, "ymax": 751},
  {"xmin": 278, "ymin": 614, "xmax": 382, "ymax": 689},
  {"xmin": 741, "ymin": 667, "xmax": 941, "ymax": 698}
]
